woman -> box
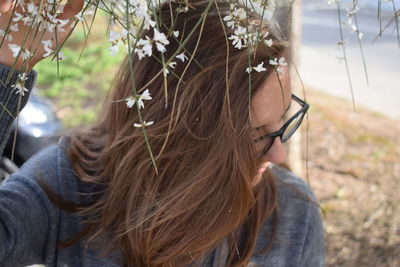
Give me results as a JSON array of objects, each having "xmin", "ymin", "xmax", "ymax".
[{"xmin": 0, "ymin": 0, "xmax": 324, "ymax": 266}]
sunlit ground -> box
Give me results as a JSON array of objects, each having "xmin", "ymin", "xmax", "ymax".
[{"xmin": 304, "ymin": 89, "xmax": 400, "ymax": 267}]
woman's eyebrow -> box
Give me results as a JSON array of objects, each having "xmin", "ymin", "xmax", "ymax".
[{"xmin": 253, "ymin": 101, "xmax": 292, "ymax": 131}]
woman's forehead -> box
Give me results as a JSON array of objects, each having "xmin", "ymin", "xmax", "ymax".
[{"xmin": 250, "ymin": 70, "xmax": 291, "ymax": 129}]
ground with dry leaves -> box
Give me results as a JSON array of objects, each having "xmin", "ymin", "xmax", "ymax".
[{"xmin": 303, "ymin": 89, "xmax": 400, "ymax": 267}]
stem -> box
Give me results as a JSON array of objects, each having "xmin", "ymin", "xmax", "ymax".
[
  {"xmin": 337, "ymin": 1, "xmax": 356, "ymax": 110},
  {"xmin": 124, "ymin": 0, "xmax": 158, "ymax": 174},
  {"xmin": 352, "ymin": 0, "xmax": 369, "ymax": 85}
]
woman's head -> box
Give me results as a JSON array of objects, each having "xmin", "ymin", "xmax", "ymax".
[
  {"xmin": 68, "ymin": 0, "xmax": 287, "ymax": 265},
  {"xmin": 100, "ymin": 0, "xmax": 289, "ymax": 173}
]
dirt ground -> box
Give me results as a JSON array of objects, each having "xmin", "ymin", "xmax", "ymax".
[{"xmin": 302, "ymin": 89, "xmax": 400, "ymax": 267}]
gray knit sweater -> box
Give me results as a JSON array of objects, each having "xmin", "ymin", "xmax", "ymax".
[{"xmin": 0, "ymin": 63, "xmax": 325, "ymax": 266}]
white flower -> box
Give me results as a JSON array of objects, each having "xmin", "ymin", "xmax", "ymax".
[
  {"xmin": 176, "ymin": 52, "xmax": 188, "ymax": 62},
  {"xmin": 54, "ymin": 19, "xmax": 69, "ymax": 33},
  {"xmin": 134, "ymin": 121, "xmax": 154, "ymax": 128},
  {"xmin": 269, "ymin": 57, "xmax": 287, "ymax": 74},
  {"xmin": 253, "ymin": 62, "xmax": 267, "ymax": 72},
  {"xmin": 163, "ymin": 66, "xmax": 170, "ymax": 77},
  {"xmin": 135, "ymin": 37, "xmax": 153, "ymax": 59},
  {"xmin": 12, "ymin": 73, "xmax": 29, "ymax": 96},
  {"xmin": 22, "ymin": 49, "xmax": 33, "ymax": 60},
  {"xmin": 0, "ymin": 30, "xmax": 13, "ymax": 41},
  {"xmin": 22, "ymin": 15, "xmax": 33, "ymax": 26},
  {"xmin": 224, "ymin": 7, "xmax": 246, "ymax": 29},
  {"xmin": 269, "ymin": 58, "xmax": 278, "ymax": 66},
  {"xmin": 125, "ymin": 96, "xmax": 136, "ymax": 108},
  {"xmin": 155, "ymin": 42, "xmax": 166, "ymax": 53},
  {"xmin": 168, "ymin": 61, "xmax": 177, "ymax": 69},
  {"xmin": 223, "ymin": 15, "xmax": 235, "ymax": 28},
  {"xmin": 125, "ymin": 89, "xmax": 152, "ymax": 109},
  {"xmin": 234, "ymin": 26, "xmax": 246, "ymax": 35},
  {"xmin": 263, "ymin": 32, "xmax": 273, "ymax": 47},
  {"xmin": 56, "ymin": 51, "xmax": 66, "ymax": 60},
  {"xmin": 163, "ymin": 62, "xmax": 177, "ymax": 77},
  {"xmin": 8, "ymin": 44, "xmax": 21, "ymax": 58},
  {"xmin": 246, "ymin": 62, "xmax": 267, "ymax": 73},
  {"xmin": 74, "ymin": 11, "xmax": 84, "ymax": 22},
  {"xmin": 12, "ymin": 12, "xmax": 23, "ymax": 22},
  {"xmin": 153, "ymin": 28, "xmax": 169, "ymax": 53},
  {"xmin": 14, "ymin": 84, "xmax": 29, "ymax": 96},
  {"xmin": 278, "ymin": 57, "xmax": 287, "ymax": 66},
  {"xmin": 228, "ymin": 26, "xmax": 247, "ymax": 49},
  {"xmin": 137, "ymin": 89, "xmax": 152, "ymax": 109},
  {"xmin": 140, "ymin": 89, "xmax": 152, "ymax": 101},
  {"xmin": 41, "ymin": 40, "xmax": 53, "ymax": 57},
  {"xmin": 143, "ymin": 38, "xmax": 153, "ymax": 52},
  {"xmin": 264, "ymin": 38, "xmax": 273, "ymax": 47},
  {"xmin": 232, "ymin": 7, "xmax": 246, "ymax": 21},
  {"xmin": 109, "ymin": 44, "xmax": 119, "ymax": 56},
  {"xmin": 41, "ymin": 39, "xmax": 52, "ymax": 47},
  {"xmin": 173, "ymin": 31, "xmax": 179, "ymax": 38},
  {"xmin": 109, "ymin": 30, "xmax": 120, "ymax": 43},
  {"xmin": 27, "ymin": 2, "xmax": 38, "ymax": 15},
  {"xmin": 135, "ymin": 48, "xmax": 145, "ymax": 60},
  {"xmin": 9, "ymin": 24, "xmax": 19, "ymax": 32}
]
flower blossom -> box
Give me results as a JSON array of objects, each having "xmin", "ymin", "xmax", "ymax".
[
  {"xmin": 163, "ymin": 61, "xmax": 177, "ymax": 77},
  {"xmin": 41, "ymin": 40, "xmax": 54, "ymax": 57},
  {"xmin": 176, "ymin": 52, "xmax": 188, "ymax": 62},
  {"xmin": 11, "ymin": 73, "xmax": 29, "ymax": 96},
  {"xmin": 269, "ymin": 57, "xmax": 287, "ymax": 74},
  {"xmin": 263, "ymin": 32, "xmax": 273, "ymax": 47},
  {"xmin": 134, "ymin": 121, "xmax": 154, "ymax": 128},
  {"xmin": 9, "ymin": 24, "xmax": 19, "ymax": 32},
  {"xmin": 135, "ymin": 28, "xmax": 170, "ymax": 60},
  {"xmin": 125, "ymin": 89, "xmax": 152, "ymax": 109},
  {"xmin": 0, "ymin": 30, "xmax": 13, "ymax": 42},
  {"xmin": 228, "ymin": 26, "xmax": 247, "ymax": 49},
  {"xmin": 153, "ymin": 28, "xmax": 170, "ymax": 53},
  {"xmin": 8, "ymin": 44, "xmax": 32, "ymax": 60},
  {"xmin": 12, "ymin": 12, "xmax": 23, "ymax": 22},
  {"xmin": 223, "ymin": 7, "xmax": 246, "ymax": 29},
  {"xmin": 56, "ymin": 51, "xmax": 66, "ymax": 61},
  {"xmin": 108, "ymin": 30, "xmax": 121, "ymax": 56},
  {"xmin": 246, "ymin": 62, "xmax": 267, "ymax": 73}
]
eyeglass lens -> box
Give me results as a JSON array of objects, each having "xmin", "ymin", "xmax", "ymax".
[{"xmin": 281, "ymin": 112, "xmax": 305, "ymax": 142}]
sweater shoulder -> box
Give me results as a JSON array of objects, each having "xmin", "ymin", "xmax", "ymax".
[
  {"xmin": 17, "ymin": 139, "xmax": 79, "ymax": 203},
  {"xmin": 271, "ymin": 165, "xmax": 318, "ymax": 205},
  {"xmin": 251, "ymin": 165, "xmax": 324, "ymax": 266}
]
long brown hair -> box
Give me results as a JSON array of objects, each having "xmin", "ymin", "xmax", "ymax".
[{"xmin": 48, "ymin": 1, "xmax": 287, "ymax": 266}]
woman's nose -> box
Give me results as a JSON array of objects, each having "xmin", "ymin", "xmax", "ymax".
[{"xmin": 265, "ymin": 138, "xmax": 287, "ymax": 164}]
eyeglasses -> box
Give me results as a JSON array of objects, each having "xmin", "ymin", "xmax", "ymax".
[{"xmin": 254, "ymin": 94, "xmax": 309, "ymax": 158}]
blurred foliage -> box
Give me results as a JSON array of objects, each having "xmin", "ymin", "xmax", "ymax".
[{"xmin": 34, "ymin": 13, "xmax": 125, "ymax": 128}]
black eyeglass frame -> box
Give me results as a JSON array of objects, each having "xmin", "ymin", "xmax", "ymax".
[{"xmin": 254, "ymin": 94, "xmax": 309, "ymax": 158}]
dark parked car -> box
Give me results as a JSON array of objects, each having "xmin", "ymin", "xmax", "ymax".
[{"xmin": 0, "ymin": 91, "xmax": 63, "ymax": 180}]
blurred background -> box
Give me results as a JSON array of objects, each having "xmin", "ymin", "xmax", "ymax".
[
  {"xmin": 28, "ymin": 0, "xmax": 399, "ymax": 266},
  {"xmin": 299, "ymin": 0, "xmax": 400, "ymax": 266}
]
